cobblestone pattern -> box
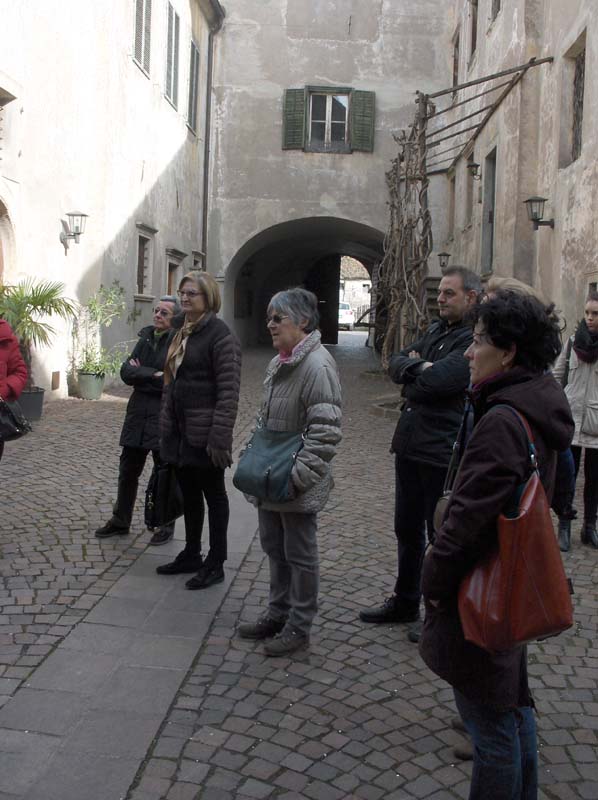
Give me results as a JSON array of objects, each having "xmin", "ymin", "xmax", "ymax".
[
  {"xmin": 126, "ymin": 337, "xmax": 598, "ymax": 800},
  {"xmin": 0, "ymin": 354, "xmax": 261, "ymax": 703}
]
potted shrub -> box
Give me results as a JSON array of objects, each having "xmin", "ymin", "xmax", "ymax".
[
  {"xmin": 0, "ymin": 279, "xmax": 76, "ymax": 419},
  {"xmin": 72, "ymin": 282, "xmax": 128, "ymax": 400}
]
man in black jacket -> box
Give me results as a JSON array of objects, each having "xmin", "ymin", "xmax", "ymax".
[
  {"xmin": 360, "ymin": 266, "xmax": 481, "ymax": 629},
  {"xmin": 95, "ymin": 295, "xmax": 180, "ymax": 545}
]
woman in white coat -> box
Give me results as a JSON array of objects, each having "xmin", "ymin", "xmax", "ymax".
[{"xmin": 553, "ymin": 291, "xmax": 598, "ymax": 550}]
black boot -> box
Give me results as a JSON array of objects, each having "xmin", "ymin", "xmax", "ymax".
[
  {"xmin": 557, "ymin": 518, "xmax": 571, "ymax": 552},
  {"xmin": 581, "ymin": 521, "xmax": 598, "ymax": 548}
]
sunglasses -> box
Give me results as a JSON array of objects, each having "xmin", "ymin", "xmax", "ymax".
[
  {"xmin": 177, "ymin": 289, "xmax": 204, "ymax": 298},
  {"xmin": 153, "ymin": 307, "xmax": 172, "ymax": 317},
  {"xmin": 266, "ymin": 314, "xmax": 289, "ymax": 325}
]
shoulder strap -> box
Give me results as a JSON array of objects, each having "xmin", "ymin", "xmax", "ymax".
[
  {"xmin": 491, "ymin": 404, "xmax": 538, "ymax": 472},
  {"xmin": 562, "ymin": 337, "xmax": 573, "ymax": 388}
]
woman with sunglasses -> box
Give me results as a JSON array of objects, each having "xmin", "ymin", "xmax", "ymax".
[
  {"xmin": 238, "ymin": 288, "xmax": 342, "ymax": 656},
  {"xmin": 156, "ymin": 271, "xmax": 241, "ymax": 589},
  {"xmin": 95, "ymin": 295, "xmax": 180, "ymax": 544}
]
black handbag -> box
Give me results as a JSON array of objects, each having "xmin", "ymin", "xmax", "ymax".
[
  {"xmin": 0, "ymin": 397, "xmax": 32, "ymax": 442},
  {"xmin": 144, "ymin": 462, "xmax": 184, "ymax": 530},
  {"xmin": 233, "ymin": 424, "xmax": 305, "ymax": 503}
]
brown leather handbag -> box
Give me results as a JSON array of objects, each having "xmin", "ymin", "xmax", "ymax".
[{"xmin": 458, "ymin": 408, "xmax": 574, "ymax": 653}]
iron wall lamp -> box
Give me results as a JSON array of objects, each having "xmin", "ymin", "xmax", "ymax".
[
  {"xmin": 467, "ymin": 161, "xmax": 481, "ymax": 181},
  {"xmin": 60, "ymin": 211, "xmax": 89, "ymax": 254},
  {"xmin": 524, "ymin": 197, "xmax": 554, "ymax": 230},
  {"xmin": 438, "ymin": 251, "xmax": 451, "ymax": 270}
]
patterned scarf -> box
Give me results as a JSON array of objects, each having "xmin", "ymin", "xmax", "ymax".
[{"xmin": 164, "ymin": 314, "xmax": 205, "ymax": 384}]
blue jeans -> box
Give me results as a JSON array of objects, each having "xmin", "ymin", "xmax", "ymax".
[{"xmin": 454, "ymin": 689, "xmax": 538, "ymax": 800}]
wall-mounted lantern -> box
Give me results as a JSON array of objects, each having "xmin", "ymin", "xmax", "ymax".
[
  {"xmin": 467, "ymin": 161, "xmax": 481, "ymax": 181},
  {"xmin": 60, "ymin": 211, "xmax": 89, "ymax": 254},
  {"xmin": 523, "ymin": 197, "xmax": 554, "ymax": 230},
  {"xmin": 438, "ymin": 251, "xmax": 451, "ymax": 270}
]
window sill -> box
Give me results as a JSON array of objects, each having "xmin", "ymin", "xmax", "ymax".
[
  {"xmin": 305, "ymin": 143, "xmax": 352, "ymax": 154},
  {"xmin": 134, "ymin": 294, "xmax": 155, "ymax": 303},
  {"xmin": 132, "ymin": 58, "xmax": 150, "ymax": 79},
  {"xmin": 164, "ymin": 94, "xmax": 178, "ymax": 112}
]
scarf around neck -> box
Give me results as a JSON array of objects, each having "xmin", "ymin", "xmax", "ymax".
[
  {"xmin": 164, "ymin": 313, "xmax": 206, "ymax": 383},
  {"xmin": 573, "ymin": 319, "xmax": 598, "ymax": 364}
]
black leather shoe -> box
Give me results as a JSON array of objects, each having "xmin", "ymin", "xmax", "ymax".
[
  {"xmin": 359, "ymin": 595, "xmax": 419, "ymax": 624},
  {"xmin": 156, "ymin": 550, "xmax": 203, "ymax": 575},
  {"xmin": 185, "ymin": 565, "xmax": 224, "ymax": 590},
  {"xmin": 149, "ymin": 528, "xmax": 174, "ymax": 546},
  {"xmin": 238, "ymin": 614, "xmax": 286, "ymax": 640},
  {"xmin": 581, "ymin": 522, "xmax": 598, "ymax": 548},
  {"xmin": 95, "ymin": 520, "xmax": 129, "ymax": 539},
  {"xmin": 558, "ymin": 518, "xmax": 571, "ymax": 552}
]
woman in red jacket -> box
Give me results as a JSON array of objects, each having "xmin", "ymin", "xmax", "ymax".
[{"xmin": 0, "ymin": 318, "xmax": 28, "ymax": 462}]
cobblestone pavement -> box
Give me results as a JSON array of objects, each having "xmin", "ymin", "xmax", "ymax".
[{"xmin": 1, "ymin": 332, "xmax": 597, "ymax": 799}]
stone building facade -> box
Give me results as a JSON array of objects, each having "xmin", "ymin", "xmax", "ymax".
[
  {"xmin": 435, "ymin": 0, "xmax": 597, "ymax": 330},
  {"xmin": 0, "ymin": 0, "xmax": 224, "ymax": 395},
  {"xmin": 207, "ymin": 0, "xmax": 455, "ymax": 344}
]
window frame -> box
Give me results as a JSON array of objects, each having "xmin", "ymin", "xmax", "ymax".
[
  {"xmin": 307, "ymin": 91, "xmax": 351, "ymax": 153},
  {"xmin": 133, "ymin": 0, "xmax": 152, "ymax": 76},
  {"xmin": 187, "ymin": 39, "xmax": 200, "ymax": 132},
  {"xmin": 135, "ymin": 222, "xmax": 157, "ymax": 299},
  {"xmin": 165, "ymin": 2, "xmax": 180, "ymax": 108}
]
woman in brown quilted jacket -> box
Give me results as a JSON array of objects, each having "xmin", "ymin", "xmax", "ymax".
[{"xmin": 156, "ymin": 271, "xmax": 241, "ymax": 589}]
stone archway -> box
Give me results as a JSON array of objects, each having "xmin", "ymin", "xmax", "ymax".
[
  {"xmin": 0, "ymin": 199, "xmax": 16, "ymax": 283},
  {"xmin": 224, "ymin": 217, "xmax": 384, "ymax": 346}
]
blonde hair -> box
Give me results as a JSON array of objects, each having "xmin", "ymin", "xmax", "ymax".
[
  {"xmin": 485, "ymin": 275, "xmax": 547, "ymax": 305},
  {"xmin": 178, "ymin": 270, "xmax": 221, "ymax": 313}
]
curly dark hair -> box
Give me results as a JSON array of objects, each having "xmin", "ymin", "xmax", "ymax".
[{"xmin": 469, "ymin": 290, "xmax": 562, "ymax": 372}]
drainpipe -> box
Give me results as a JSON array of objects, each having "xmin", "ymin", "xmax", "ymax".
[{"xmin": 201, "ymin": 2, "xmax": 225, "ymax": 269}]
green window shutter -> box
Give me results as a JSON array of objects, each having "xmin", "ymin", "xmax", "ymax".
[
  {"xmin": 350, "ymin": 90, "xmax": 375, "ymax": 152},
  {"xmin": 282, "ymin": 89, "xmax": 306, "ymax": 150}
]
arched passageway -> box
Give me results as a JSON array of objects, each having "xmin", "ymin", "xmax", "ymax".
[
  {"xmin": 0, "ymin": 200, "xmax": 15, "ymax": 283},
  {"xmin": 224, "ymin": 217, "xmax": 384, "ymax": 346}
]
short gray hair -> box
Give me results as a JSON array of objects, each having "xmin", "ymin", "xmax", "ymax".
[
  {"xmin": 442, "ymin": 266, "xmax": 482, "ymax": 295},
  {"xmin": 268, "ymin": 288, "xmax": 319, "ymax": 333},
  {"xmin": 159, "ymin": 294, "xmax": 181, "ymax": 315}
]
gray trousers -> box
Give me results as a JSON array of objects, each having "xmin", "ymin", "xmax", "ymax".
[{"xmin": 258, "ymin": 508, "xmax": 319, "ymax": 636}]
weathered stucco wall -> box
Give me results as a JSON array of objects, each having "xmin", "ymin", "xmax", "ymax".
[
  {"xmin": 208, "ymin": 0, "xmax": 455, "ymax": 333},
  {"xmin": 0, "ymin": 0, "xmax": 215, "ymax": 394}
]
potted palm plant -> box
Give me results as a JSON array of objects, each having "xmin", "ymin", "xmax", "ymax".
[
  {"xmin": 72, "ymin": 282, "xmax": 128, "ymax": 399},
  {"xmin": 0, "ymin": 278, "xmax": 76, "ymax": 419}
]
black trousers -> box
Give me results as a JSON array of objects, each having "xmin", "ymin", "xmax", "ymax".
[
  {"xmin": 113, "ymin": 446, "xmax": 173, "ymax": 531},
  {"xmin": 175, "ymin": 464, "xmax": 229, "ymax": 567},
  {"xmin": 571, "ymin": 445, "xmax": 598, "ymax": 525},
  {"xmin": 393, "ymin": 455, "xmax": 447, "ymax": 609}
]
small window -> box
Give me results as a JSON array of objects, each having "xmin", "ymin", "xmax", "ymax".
[
  {"xmin": 137, "ymin": 235, "xmax": 152, "ymax": 295},
  {"xmin": 448, "ymin": 173, "xmax": 456, "ymax": 238},
  {"xmin": 572, "ymin": 46, "xmax": 585, "ymax": 162},
  {"xmin": 491, "ymin": 0, "xmax": 501, "ymax": 21},
  {"xmin": 134, "ymin": 0, "xmax": 152, "ymax": 74},
  {"xmin": 452, "ymin": 33, "xmax": 460, "ymax": 97},
  {"xmin": 165, "ymin": 2, "xmax": 180, "ymax": 107},
  {"xmin": 466, "ymin": 154, "xmax": 475, "ymax": 223},
  {"xmin": 309, "ymin": 93, "xmax": 349, "ymax": 151},
  {"xmin": 187, "ymin": 41, "xmax": 200, "ymax": 131},
  {"xmin": 470, "ymin": 0, "xmax": 478, "ymax": 61},
  {"xmin": 282, "ymin": 87, "xmax": 375, "ymax": 153}
]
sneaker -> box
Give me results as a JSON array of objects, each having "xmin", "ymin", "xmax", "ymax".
[
  {"xmin": 156, "ymin": 550, "xmax": 203, "ymax": 575},
  {"xmin": 185, "ymin": 565, "xmax": 225, "ymax": 590},
  {"xmin": 95, "ymin": 520, "xmax": 129, "ymax": 539},
  {"xmin": 359, "ymin": 595, "xmax": 419, "ymax": 624},
  {"xmin": 238, "ymin": 614, "xmax": 286, "ymax": 640},
  {"xmin": 149, "ymin": 528, "xmax": 174, "ymax": 546},
  {"xmin": 407, "ymin": 620, "xmax": 422, "ymax": 643},
  {"xmin": 263, "ymin": 628, "xmax": 309, "ymax": 657}
]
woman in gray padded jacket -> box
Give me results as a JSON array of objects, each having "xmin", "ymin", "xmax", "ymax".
[{"xmin": 238, "ymin": 288, "xmax": 342, "ymax": 657}]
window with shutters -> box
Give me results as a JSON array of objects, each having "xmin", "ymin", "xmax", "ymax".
[
  {"xmin": 137, "ymin": 235, "xmax": 152, "ymax": 295},
  {"xmin": 133, "ymin": 0, "xmax": 152, "ymax": 75},
  {"xmin": 165, "ymin": 2, "xmax": 180, "ymax": 108},
  {"xmin": 282, "ymin": 87, "xmax": 375, "ymax": 154},
  {"xmin": 469, "ymin": 0, "xmax": 478, "ymax": 63},
  {"xmin": 559, "ymin": 31, "xmax": 586, "ymax": 168},
  {"xmin": 187, "ymin": 41, "xmax": 200, "ymax": 132}
]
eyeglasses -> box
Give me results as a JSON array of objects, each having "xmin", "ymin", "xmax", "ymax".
[
  {"xmin": 177, "ymin": 289, "xmax": 204, "ymax": 298},
  {"xmin": 153, "ymin": 307, "xmax": 172, "ymax": 317},
  {"xmin": 266, "ymin": 314, "xmax": 289, "ymax": 325}
]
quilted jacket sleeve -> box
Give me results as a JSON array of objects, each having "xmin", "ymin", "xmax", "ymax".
[
  {"xmin": 291, "ymin": 361, "xmax": 342, "ymax": 494},
  {"xmin": 207, "ymin": 329, "xmax": 242, "ymax": 452},
  {"xmin": 1, "ymin": 337, "xmax": 28, "ymax": 400}
]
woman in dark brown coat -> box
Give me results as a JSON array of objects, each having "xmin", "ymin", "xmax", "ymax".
[
  {"xmin": 157, "ymin": 271, "xmax": 241, "ymax": 589},
  {"xmin": 420, "ymin": 291, "xmax": 574, "ymax": 800}
]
